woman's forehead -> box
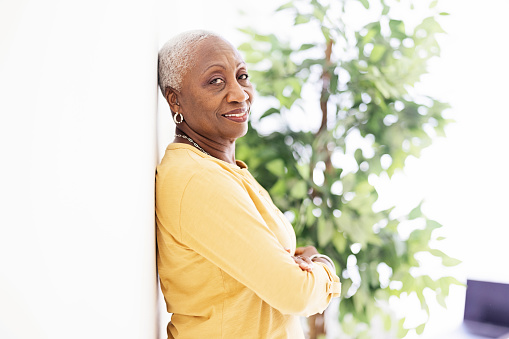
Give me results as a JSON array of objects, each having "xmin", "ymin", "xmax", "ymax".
[{"xmin": 192, "ymin": 37, "xmax": 244, "ymax": 72}]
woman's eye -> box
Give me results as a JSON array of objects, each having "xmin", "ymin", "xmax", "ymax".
[
  {"xmin": 239, "ymin": 74, "xmax": 249, "ymax": 80},
  {"xmin": 210, "ymin": 78, "xmax": 224, "ymax": 84}
]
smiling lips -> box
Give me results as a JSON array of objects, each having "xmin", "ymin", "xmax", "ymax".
[{"xmin": 222, "ymin": 108, "xmax": 249, "ymax": 123}]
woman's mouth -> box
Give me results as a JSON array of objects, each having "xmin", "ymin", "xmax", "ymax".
[{"xmin": 222, "ymin": 109, "xmax": 248, "ymax": 123}]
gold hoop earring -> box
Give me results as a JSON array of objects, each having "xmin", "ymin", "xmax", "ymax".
[
  {"xmin": 173, "ymin": 112, "xmax": 184, "ymax": 124},
  {"xmin": 173, "ymin": 100, "xmax": 183, "ymax": 124}
]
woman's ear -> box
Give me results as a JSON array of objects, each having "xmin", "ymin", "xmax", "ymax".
[{"xmin": 164, "ymin": 87, "xmax": 180, "ymax": 113}]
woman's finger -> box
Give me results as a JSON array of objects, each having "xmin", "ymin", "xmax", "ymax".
[
  {"xmin": 293, "ymin": 255, "xmax": 314, "ymax": 271},
  {"xmin": 300, "ymin": 255, "xmax": 314, "ymax": 267}
]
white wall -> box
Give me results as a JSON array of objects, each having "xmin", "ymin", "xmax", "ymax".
[{"xmin": 0, "ymin": 1, "xmax": 159, "ymax": 338}]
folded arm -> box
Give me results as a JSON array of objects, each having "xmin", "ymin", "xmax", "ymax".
[{"xmin": 171, "ymin": 168, "xmax": 341, "ymax": 316}]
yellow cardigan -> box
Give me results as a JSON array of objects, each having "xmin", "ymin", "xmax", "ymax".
[{"xmin": 156, "ymin": 143, "xmax": 341, "ymax": 339}]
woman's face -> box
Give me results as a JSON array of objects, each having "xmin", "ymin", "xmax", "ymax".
[{"xmin": 177, "ymin": 36, "xmax": 254, "ymax": 143}]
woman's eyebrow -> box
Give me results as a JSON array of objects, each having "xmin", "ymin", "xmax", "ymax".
[
  {"xmin": 203, "ymin": 64, "xmax": 226, "ymax": 72},
  {"xmin": 203, "ymin": 61, "xmax": 246, "ymax": 73}
]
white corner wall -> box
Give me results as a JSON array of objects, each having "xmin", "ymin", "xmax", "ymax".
[{"xmin": 0, "ymin": 1, "xmax": 159, "ymax": 338}]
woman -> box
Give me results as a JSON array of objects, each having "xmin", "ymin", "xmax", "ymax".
[{"xmin": 156, "ymin": 30, "xmax": 341, "ymax": 339}]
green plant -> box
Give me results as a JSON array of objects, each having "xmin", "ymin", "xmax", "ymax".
[{"xmin": 236, "ymin": 0, "xmax": 462, "ymax": 337}]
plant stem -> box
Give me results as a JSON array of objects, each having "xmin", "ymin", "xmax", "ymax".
[
  {"xmin": 319, "ymin": 39, "xmax": 335, "ymax": 179},
  {"xmin": 318, "ymin": 39, "xmax": 334, "ymax": 135}
]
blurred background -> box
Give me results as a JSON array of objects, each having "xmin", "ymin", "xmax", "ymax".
[
  {"xmin": 158, "ymin": 0, "xmax": 509, "ymax": 337},
  {"xmin": 1, "ymin": 0, "xmax": 508, "ymax": 338}
]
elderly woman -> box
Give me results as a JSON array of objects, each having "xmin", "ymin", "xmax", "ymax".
[{"xmin": 156, "ymin": 30, "xmax": 341, "ymax": 339}]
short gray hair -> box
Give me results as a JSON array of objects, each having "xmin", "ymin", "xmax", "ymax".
[{"xmin": 158, "ymin": 30, "xmax": 220, "ymax": 96}]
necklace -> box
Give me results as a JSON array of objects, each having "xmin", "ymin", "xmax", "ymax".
[{"xmin": 175, "ymin": 134, "xmax": 210, "ymax": 156}]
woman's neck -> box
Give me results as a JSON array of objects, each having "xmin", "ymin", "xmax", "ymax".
[{"xmin": 174, "ymin": 128, "xmax": 237, "ymax": 164}]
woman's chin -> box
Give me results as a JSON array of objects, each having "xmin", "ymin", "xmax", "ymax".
[
  {"xmin": 237, "ymin": 123, "xmax": 249, "ymax": 139},
  {"xmin": 221, "ymin": 122, "xmax": 249, "ymax": 141}
]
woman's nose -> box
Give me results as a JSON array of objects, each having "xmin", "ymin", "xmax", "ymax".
[{"xmin": 226, "ymin": 82, "xmax": 249, "ymax": 103}]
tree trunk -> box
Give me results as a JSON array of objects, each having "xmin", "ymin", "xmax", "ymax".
[
  {"xmin": 308, "ymin": 313, "xmax": 326, "ymax": 339},
  {"xmin": 318, "ymin": 39, "xmax": 334, "ymax": 135}
]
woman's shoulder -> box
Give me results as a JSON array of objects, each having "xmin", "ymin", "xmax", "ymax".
[
  {"xmin": 158, "ymin": 144, "xmax": 211, "ymax": 178},
  {"xmin": 156, "ymin": 143, "xmax": 243, "ymax": 189}
]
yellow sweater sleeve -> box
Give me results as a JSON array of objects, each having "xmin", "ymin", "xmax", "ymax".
[{"xmin": 173, "ymin": 167, "xmax": 341, "ymax": 317}]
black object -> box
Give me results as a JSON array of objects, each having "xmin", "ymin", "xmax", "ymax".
[{"xmin": 463, "ymin": 279, "xmax": 509, "ymax": 338}]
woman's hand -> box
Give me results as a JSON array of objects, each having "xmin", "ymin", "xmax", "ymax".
[
  {"xmin": 297, "ymin": 246, "xmax": 335, "ymax": 272},
  {"xmin": 287, "ymin": 246, "xmax": 320, "ymax": 272},
  {"xmin": 295, "ymin": 246, "xmax": 319, "ymax": 258}
]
